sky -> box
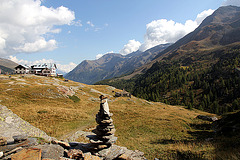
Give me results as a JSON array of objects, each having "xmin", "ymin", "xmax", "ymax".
[{"xmin": 0, "ymin": 0, "xmax": 240, "ymax": 73}]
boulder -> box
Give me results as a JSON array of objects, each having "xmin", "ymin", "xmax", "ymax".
[
  {"xmin": 12, "ymin": 134, "xmax": 28, "ymax": 143},
  {"xmin": 197, "ymin": 115, "xmax": 218, "ymax": 122},
  {"xmin": 104, "ymin": 145, "xmax": 125, "ymax": 160},
  {"xmin": 33, "ymin": 144, "xmax": 64, "ymax": 160}
]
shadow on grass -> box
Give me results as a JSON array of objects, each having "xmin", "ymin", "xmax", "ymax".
[
  {"xmin": 151, "ymin": 123, "xmax": 214, "ymax": 145},
  {"xmin": 150, "ymin": 122, "xmax": 215, "ymax": 159},
  {"xmin": 150, "ymin": 139, "xmax": 194, "ymax": 145},
  {"xmin": 152, "ymin": 113, "xmax": 240, "ymax": 160}
]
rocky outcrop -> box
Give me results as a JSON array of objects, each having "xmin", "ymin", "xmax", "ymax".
[
  {"xmin": 196, "ymin": 115, "xmax": 218, "ymax": 122},
  {"xmin": 0, "ymin": 105, "xmax": 53, "ymax": 142}
]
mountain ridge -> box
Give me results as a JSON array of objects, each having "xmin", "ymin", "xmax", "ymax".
[
  {"xmin": 65, "ymin": 43, "xmax": 171, "ymax": 84},
  {"xmin": 116, "ymin": 5, "xmax": 240, "ymax": 80}
]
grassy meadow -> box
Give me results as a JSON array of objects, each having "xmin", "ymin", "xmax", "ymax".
[{"xmin": 0, "ymin": 74, "xmax": 237, "ymax": 159}]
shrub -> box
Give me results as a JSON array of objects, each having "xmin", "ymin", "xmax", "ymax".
[{"xmin": 68, "ymin": 95, "xmax": 80, "ymax": 103}]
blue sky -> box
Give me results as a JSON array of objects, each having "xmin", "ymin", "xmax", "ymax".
[{"xmin": 0, "ymin": 0, "xmax": 239, "ymax": 73}]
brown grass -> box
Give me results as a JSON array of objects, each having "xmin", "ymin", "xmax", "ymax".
[{"xmin": 0, "ymin": 74, "xmax": 234, "ymax": 159}]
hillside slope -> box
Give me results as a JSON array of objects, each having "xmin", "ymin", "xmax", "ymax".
[
  {"xmin": 0, "ymin": 74, "xmax": 221, "ymax": 159},
  {"xmin": 0, "ymin": 58, "xmax": 18, "ymax": 74},
  {"xmin": 65, "ymin": 43, "xmax": 171, "ymax": 84},
  {"xmin": 0, "ymin": 58, "xmax": 18, "ymax": 69}
]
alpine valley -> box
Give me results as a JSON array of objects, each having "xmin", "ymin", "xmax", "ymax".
[{"xmin": 96, "ymin": 6, "xmax": 240, "ymax": 115}]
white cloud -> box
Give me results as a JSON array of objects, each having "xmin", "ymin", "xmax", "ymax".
[
  {"xmin": 95, "ymin": 51, "xmax": 114, "ymax": 59},
  {"xmin": 195, "ymin": 9, "xmax": 215, "ymax": 25},
  {"xmin": 14, "ymin": 38, "xmax": 57, "ymax": 53},
  {"xmin": 9, "ymin": 56, "xmax": 55, "ymax": 65},
  {"xmin": 0, "ymin": 0, "xmax": 75, "ymax": 57},
  {"xmin": 9, "ymin": 56, "xmax": 77, "ymax": 73},
  {"xmin": 222, "ymin": 0, "xmax": 240, "ymax": 6},
  {"xmin": 71, "ymin": 20, "xmax": 82, "ymax": 27},
  {"xmin": 96, "ymin": 54, "xmax": 104, "ymax": 59},
  {"xmin": 120, "ymin": 40, "xmax": 141, "ymax": 55},
  {"xmin": 57, "ymin": 62, "xmax": 77, "ymax": 73},
  {"xmin": 139, "ymin": 9, "xmax": 214, "ymax": 51},
  {"xmin": 87, "ymin": 21, "xmax": 94, "ymax": 27}
]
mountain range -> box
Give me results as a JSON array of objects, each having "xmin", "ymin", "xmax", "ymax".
[
  {"xmin": 96, "ymin": 5, "xmax": 240, "ymax": 115},
  {"xmin": 66, "ymin": 6, "xmax": 240, "ymax": 85},
  {"xmin": 65, "ymin": 43, "xmax": 171, "ymax": 84}
]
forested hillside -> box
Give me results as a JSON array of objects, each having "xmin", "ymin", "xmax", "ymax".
[{"xmin": 96, "ymin": 44, "xmax": 240, "ymax": 114}]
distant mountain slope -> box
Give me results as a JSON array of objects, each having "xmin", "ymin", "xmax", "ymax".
[
  {"xmin": 65, "ymin": 43, "xmax": 171, "ymax": 84},
  {"xmin": 0, "ymin": 58, "xmax": 18, "ymax": 74},
  {"xmin": 0, "ymin": 58, "xmax": 18, "ymax": 69},
  {"xmin": 96, "ymin": 6, "xmax": 240, "ymax": 115},
  {"xmin": 0, "ymin": 65, "xmax": 14, "ymax": 74}
]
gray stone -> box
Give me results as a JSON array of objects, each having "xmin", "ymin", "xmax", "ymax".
[
  {"xmin": 33, "ymin": 144, "xmax": 64, "ymax": 160},
  {"xmin": 13, "ymin": 134, "xmax": 28, "ymax": 143},
  {"xmin": 197, "ymin": 115, "xmax": 218, "ymax": 122},
  {"xmin": 0, "ymin": 105, "xmax": 53, "ymax": 142},
  {"xmin": 92, "ymin": 128, "xmax": 116, "ymax": 136},
  {"xmin": 0, "ymin": 138, "xmax": 38, "ymax": 153},
  {"xmin": 52, "ymin": 140, "xmax": 70, "ymax": 149},
  {"xmin": 120, "ymin": 146, "xmax": 146, "ymax": 160},
  {"xmin": 100, "ymin": 135, "xmax": 117, "ymax": 140},
  {"xmin": 104, "ymin": 145, "xmax": 125, "ymax": 160}
]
